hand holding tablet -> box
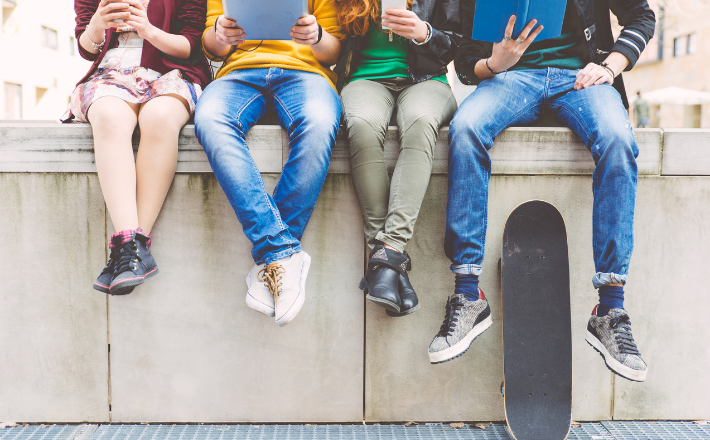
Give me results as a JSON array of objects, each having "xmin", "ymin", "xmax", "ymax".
[{"xmin": 214, "ymin": 15, "xmax": 246, "ymax": 46}]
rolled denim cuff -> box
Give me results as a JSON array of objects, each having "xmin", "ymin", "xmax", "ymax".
[
  {"xmin": 450, "ymin": 263, "xmax": 483, "ymax": 276},
  {"xmin": 593, "ymin": 272, "xmax": 627, "ymax": 289},
  {"xmin": 261, "ymin": 244, "xmax": 303, "ymax": 266}
]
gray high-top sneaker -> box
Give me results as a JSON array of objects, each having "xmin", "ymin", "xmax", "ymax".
[
  {"xmin": 586, "ymin": 306, "xmax": 648, "ymax": 382},
  {"xmin": 428, "ymin": 290, "xmax": 492, "ymax": 364}
]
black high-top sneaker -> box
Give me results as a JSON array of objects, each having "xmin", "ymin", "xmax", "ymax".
[
  {"xmin": 93, "ymin": 235, "xmax": 123, "ymax": 294},
  {"xmin": 109, "ymin": 230, "xmax": 159, "ymax": 296}
]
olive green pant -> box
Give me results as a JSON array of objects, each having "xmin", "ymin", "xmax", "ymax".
[{"xmin": 341, "ymin": 78, "xmax": 458, "ymax": 252}]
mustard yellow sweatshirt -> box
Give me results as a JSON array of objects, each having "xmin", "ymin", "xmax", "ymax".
[{"xmin": 203, "ymin": 0, "xmax": 344, "ymax": 88}]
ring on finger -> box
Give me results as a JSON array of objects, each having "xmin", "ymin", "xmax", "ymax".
[
  {"xmin": 516, "ymin": 38, "xmax": 525, "ymax": 44},
  {"xmin": 504, "ymin": 36, "xmax": 512, "ymax": 41}
]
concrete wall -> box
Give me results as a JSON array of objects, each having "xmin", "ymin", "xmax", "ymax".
[{"xmin": 1, "ymin": 123, "xmax": 709, "ymax": 422}]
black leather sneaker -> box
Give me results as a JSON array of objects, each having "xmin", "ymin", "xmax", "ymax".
[{"xmin": 109, "ymin": 231, "xmax": 159, "ymax": 296}]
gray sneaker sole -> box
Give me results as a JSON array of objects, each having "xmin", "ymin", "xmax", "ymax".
[
  {"xmin": 429, "ymin": 315, "xmax": 492, "ymax": 364},
  {"xmin": 585, "ymin": 330, "xmax": 647, "ymax": 382}
]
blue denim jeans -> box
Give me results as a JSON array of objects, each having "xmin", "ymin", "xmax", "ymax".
[
  {"xmin": 194, "ymin": 68, "xmax": 341, "ymax": 265},
  {"xmin": 446, "ymin": 68, "xmax": 638, "ymax": 288}
]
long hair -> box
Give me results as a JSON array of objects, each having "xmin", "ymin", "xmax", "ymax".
[{"xmin": 336, "ymin": 0, "xmax": 413, "ymax": 37}]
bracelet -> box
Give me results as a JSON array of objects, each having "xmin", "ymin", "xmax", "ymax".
[
  {"xmin": 485, "ymin": 58, "xmax": 505, "ymax": 75},
  {"xmin": 412, "ymin": 21, "xmax": 432, "ymax": 46},
  {"xmin": 600, "ymin": 62, "xmax": 616, "ymax": 79},
  {"xmin": 315, "ymin": 24, "xmax": 323, "ymax": 44},
  {"xmin": 86, "ymin": 29, "xmax": 105, "ymax": 51}
]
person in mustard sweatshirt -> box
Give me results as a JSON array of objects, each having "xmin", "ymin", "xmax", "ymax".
[{"xmin": 194, "ymin": 0, "xmax": 344, "ymax": 327}]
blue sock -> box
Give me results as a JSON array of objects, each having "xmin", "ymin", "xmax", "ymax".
[
  {"xmin": 455, "ymin": 275, "xmax": 480, "ymax": 301},
  {"xmin": 597, "ymin": 285, "xmax": 625, "ymax": 317}
]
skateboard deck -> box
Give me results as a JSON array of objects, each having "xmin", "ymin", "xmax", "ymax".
[{"xmin": 501, "ymin": 200, "xmax": 572, "ymax": 440}]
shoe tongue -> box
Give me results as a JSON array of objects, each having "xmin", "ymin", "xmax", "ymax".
[
  {"xmin": 607, "ymin": 308, "xmax": 628, "ymax": 319},
  {"xmin": 450, "ymin": 293, "xmax": 467, "ymax": 304}
]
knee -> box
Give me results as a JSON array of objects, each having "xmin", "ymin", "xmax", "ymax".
[
  {"xmin": 293, "ymin": 110, "xmax": 340, "ymax": 146},
  {"xmin": 448, "ymin": 112, "xmax": 491, "ymax": 162},
  {"xmin": 139, "ymin": 109, "xmax": 184, "ymax": 138},
  {"xmin": 593, "ymin": 124, "xmax": 639, "ymax": 165}
]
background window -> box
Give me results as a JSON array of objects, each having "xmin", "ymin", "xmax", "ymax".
[
  {"xmin": 4, "ymin": 82, "xmax": 22, "ymax": 119},
  {"xmin": 41, "ymin": 25, "xmax": 58, "ymax": 50},
  {"xmin": 687, "ymin": 33, "xmax": 697, "ymax": 55},
  {"xmin": 673, "ymin": 36, "xmax": 687, "ymax": 57}
]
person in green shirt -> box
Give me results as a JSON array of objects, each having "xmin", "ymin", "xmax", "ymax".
[
  {"xmin": 334, "ymin": 0, "xmax": 460, "ymax": 317},
  {"xmin": 634, "ymin": 91, "xmax": 650, "ymax": 127}
]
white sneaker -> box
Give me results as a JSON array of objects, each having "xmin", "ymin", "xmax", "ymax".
[
  {"xmin": 245, "ymin": 263, "xmax": 275, "ymax": 317},
  {"xmin": 271, "ymin": 251, "xmax": 311, "ymax": 327}
]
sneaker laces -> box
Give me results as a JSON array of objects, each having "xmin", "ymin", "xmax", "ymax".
[
  {"xmin": 100, "ymin": 245, "xmax": 120, "ymax": 275},
  {"xmin": 437, "ymin": 296, "xmax": 465, "ymax": 337},
  {"xmin": 258, "ymin": 262, "xmax": 285, "ymax": 303},
  {"xmin": 610, "ymin": 314, "xmax": 641, "ymax": 356},
  {"xmin": 114, "ymin": 240, "xmax": 141, "ymax": 274}
]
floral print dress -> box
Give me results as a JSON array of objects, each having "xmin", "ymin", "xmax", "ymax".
[{"xmin": 68, "ymin": 0, "xmax": 202, "ymax": 122}]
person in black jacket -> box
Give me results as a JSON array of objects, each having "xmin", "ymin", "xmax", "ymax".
[
  {"xmin": 334, "ymin": 0, "xmax": 460, "ymax": 317},
  {"xmin": 427, "ymin": 0, "xmax": 654, "ymax": 383}
]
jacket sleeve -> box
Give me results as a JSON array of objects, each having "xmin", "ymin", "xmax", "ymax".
[
  {"xmin": 453, "ymin": 0, "xmax": 492, "ymax": 85},
  {"xmin": 409, "ymin": 0, "xmax": 462, "ymax": 66},
  {"xmin": 609, "ymin": 0, "xmax": 656, "ymax": 71},
  {"xmin": 176, "ymin": 0, "xmax": 208, "ymax": 62},
  {"xmin": 74, "ymin": 0, "xmax": 100, "ymax": 61}
]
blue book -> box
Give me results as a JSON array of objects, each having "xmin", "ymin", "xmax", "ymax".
[{"xmin": 471, "ymin": 0, "xmax": 568, "ymax": 43}]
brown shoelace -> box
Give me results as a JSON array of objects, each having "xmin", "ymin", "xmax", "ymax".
[{"xmin": 258, "ymin": 262, "xmax": 285, "ymax": 303}]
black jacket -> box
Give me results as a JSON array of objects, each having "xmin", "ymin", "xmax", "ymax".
[
  {"xmin": 334, "ymin": 0, "xmax": 462, "ymax": 91},
  {"xmin": 455, "ymin": 0, "xmax": 656, "ymax": 108}
]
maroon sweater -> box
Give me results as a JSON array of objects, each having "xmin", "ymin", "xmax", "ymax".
[{"xmin": 74, "ymin": 0, "xmax": 211, "ymax": 89}]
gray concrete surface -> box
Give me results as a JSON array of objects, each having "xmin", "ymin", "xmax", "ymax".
[
  {"xmin": 0, "ymin": 123, "xmax": 708, "ymax": 422},
  {"xmin": 0, "ymin": 173, "xmax": 109, "ymax": 422}
]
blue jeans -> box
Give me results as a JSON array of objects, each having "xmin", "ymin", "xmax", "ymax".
[
  {"xmin": 446, "ymin": 68, "xmax": 638, "ymax": 288},
  {"xmin": 194, "ymin": 68, "xmax": 341, "ymax": 265}
]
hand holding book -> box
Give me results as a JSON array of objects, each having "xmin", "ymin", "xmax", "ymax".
[{"xmin": 486, "ymin": 15, "xmax": 543, "ymax": 73}]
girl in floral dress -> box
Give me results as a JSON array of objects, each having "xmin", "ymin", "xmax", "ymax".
[{"xmin": 69, "ymin": 0, "xmax": 211, "ymax": 295}]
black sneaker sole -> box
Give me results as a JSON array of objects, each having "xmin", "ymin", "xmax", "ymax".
[
  {"xmin": 386, "ymin": 303, "xmax": 420, "ymax": 317},
  {"xmin": 109, "ymin": 267, "xmax": 159, "ymax": 296}
]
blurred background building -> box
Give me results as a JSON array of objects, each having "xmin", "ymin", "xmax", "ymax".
[
  {"xmin": 0, "ymin": 0, "xmax": 708, "ymax": 127},
  {"xmin": 619, "ymin": 0, "xmax": 710, "ymax": 128},
  {"xmin": 1, "ymin": 0, "xmax": 90, "ymax": 120}
]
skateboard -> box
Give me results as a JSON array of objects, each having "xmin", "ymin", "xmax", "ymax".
[{"xmin": 501, "ymin": 200, "xmax": 572, "ymax": 440}]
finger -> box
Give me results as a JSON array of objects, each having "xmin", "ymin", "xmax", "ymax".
[
  {"xmin": 516, "ymin": 19, "xmax": 537, "ymax": 40},
  {"xmin": 98, "ymin": 0, "xmax": 110, "ymax": 7},
  {"xmin": 105, "ymin": 2, "xmax": 129, "ymax": 11},
  {"xmin": 503, "ymin": 15, "xmax": 516, "ymax": 39},
  {"xmin": 220, "ymin": 27, "xmax": 245, "ymax": 38},
  {"xmin": 382, "ymin": 15, "xmax": 414, "ymax": 26},
  {"xmin": 127, "ymin": 6, "xmax": 146, "ymax": 16},
  {"xmin": 105, "ymin": 11, "xmax": 130, "ymax": 21},
  {"xmin": 583, "ymin": 73, "xmax": 600, "ymax": 88},
  {"xmin": 218, "ymin": 17, "xmax": 239, "ymax": 28},
  {"xmin": 123, "ymin": 0, "xmax": 144, "ymax": 8},
  {"xmin": 383, "ymin": 23, "xmax": 412, "ymax": 33},
  {"xmin": 593, "ymin": 76, "xmax": 608, "ymax": 86},
  {"xmin": 291, "ymin": 30, "xmax": 318, "ymax": 40},
  {"xmin": 525, "ymin": 24, "xmax": 543, "ymax": 44},
  {"xmin": 297, "ymin": 15, "xmax": 316, "ymax": 25},
  {"xmin": 575, "ymin": 65, "xmax": 593, "ymax": 79},
  {"xmin": 291, "ymin": 25, "xmax": 317, "ymax": 36},
  {"xmin": 384, "ymin": 9, "xmax": 413, "ymax": 16}
]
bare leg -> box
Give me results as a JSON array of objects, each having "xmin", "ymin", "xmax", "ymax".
[
  {"xmin": 135, "ymin": 94, "xmax": 190, "ymax": 233},
  {"xmin": 88, "ymin": 96, "xmax": 140, "ymax": 232}
]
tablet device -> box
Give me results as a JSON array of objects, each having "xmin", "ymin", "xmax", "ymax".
[{"xmin": 222, "ymin": 0, "xmax": 309, "ymax": 41}]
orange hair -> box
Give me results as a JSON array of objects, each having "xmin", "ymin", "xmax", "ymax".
[{"xmin": 336, "ymin": 0, "xmax": 413, "ymax": 37}]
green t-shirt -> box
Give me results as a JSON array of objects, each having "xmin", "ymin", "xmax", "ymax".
[
  {"xmin": 349, "ymin": 25, "xmax": 449, "ymax": 84},
  {"xmin": 510, "ymin": 2, "xmax": 587, "ymax": 71}
]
